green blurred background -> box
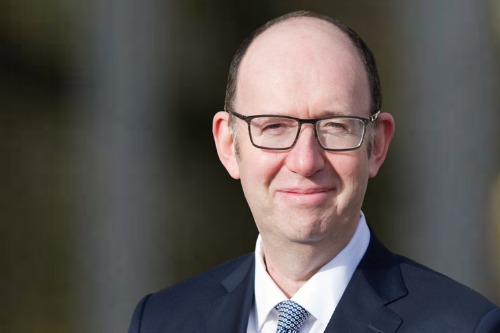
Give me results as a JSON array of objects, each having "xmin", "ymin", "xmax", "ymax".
[{"xmin": 1, "ymin": 0, "xmax": 500, "ymax": 332}]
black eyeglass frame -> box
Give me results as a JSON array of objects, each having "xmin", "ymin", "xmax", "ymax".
[{"xmin": 226, "ymin": 109, "xmax": 380, "ymax": 151}]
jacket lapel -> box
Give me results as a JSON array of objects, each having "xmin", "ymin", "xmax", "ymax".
[
  {"xmin": 202, "ymin": 254, "xmax": 255, "ymax": 333},
  {"xmin": 325, "ymin": 231, "xmax": 408, "ymax": 333}
]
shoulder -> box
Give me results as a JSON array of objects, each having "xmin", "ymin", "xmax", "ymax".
[
  {"xmin": 395, "ymin": 254, "xmax": 495, "ymax": 308},
  {"xmin": 128, "ymin": 253, "xmax": 254, "ymax": 332},
  {"xmin": 391, "ymin": 254, "xmax": 499, "ymax": 331},
  {"xmin": 148, "ymin": 252, "xmax": 253, "ymax": 306}
]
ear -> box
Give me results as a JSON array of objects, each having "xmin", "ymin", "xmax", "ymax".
[
  {"xmin": 213, "ymin": 111, "xmax": 240, "ymax": 179},
  {"xmin": 369, "ymin": 112, "xmax": 395, "ymax": 178}
]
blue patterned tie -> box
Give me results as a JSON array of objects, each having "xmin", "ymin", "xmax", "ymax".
[{"xmin": 275, "ymin": 300, "xmax": 310, "ymax": 333}]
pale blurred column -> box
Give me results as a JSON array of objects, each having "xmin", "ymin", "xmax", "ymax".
[
  {"xmin": 495, "ymin": 0, "xmax": 500, "ymax": 301},
  {"xmin": 495, "ymin": 175, "xmax": 500, "ymax": 295},
  {"xmin": 392, "ymin": 0, "xmax": 499, "ymax": 299},
  {"xmin": 72, "ymin": 0, "xmax": 173, "ymax": 332}
]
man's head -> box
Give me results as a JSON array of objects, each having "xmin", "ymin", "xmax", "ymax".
[{"xmin": 213, "ymin": 12, "xmax": 394, "ymax": 249}]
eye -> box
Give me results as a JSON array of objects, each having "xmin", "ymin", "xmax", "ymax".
[
  {"xmin": 263, "ymin": 123, "xmax": 287, "ymax": 130},
  {"xmin": 260, "ymin": 122, "xmax": 293, "ymax": 137},
  {"xmin": 322, "ymin": 121, "xmax": 349, "ymax": 132},
  {"xmin": 325, "ymin": 122, "xmax": 347, "ymax": 129},
  {"xmin": 251, "ymin": 117, "xmax": 298, "ymax": 136}
]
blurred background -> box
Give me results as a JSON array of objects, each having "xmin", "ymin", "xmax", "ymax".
[{"xmin": 1, "ymin": 0, "xmax": 500, "ymax": 332}]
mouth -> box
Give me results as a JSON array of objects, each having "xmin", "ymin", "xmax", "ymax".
[
  {"xmin": 276, "ymin": 187, "xmax": 335, "ymax": 204},
  {"xmin": 278, "ymin": 187, "xmax": 333, "ymax": 194}
]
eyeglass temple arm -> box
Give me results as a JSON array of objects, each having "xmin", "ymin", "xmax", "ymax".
[
  {"xmin": 369, "ymin": 110, "xmax": 380, "ymax": 122},
  {"xmin": 225, "ymin": 109, "xmax": 248, "ymax": 120}
]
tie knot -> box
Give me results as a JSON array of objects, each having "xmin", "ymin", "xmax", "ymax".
[{"xmin": 275, "ymin": 300, "xmax": 309, "ymax": 333}]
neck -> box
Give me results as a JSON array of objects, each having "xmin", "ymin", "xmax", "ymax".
[{"xmin": 261, "ymin": 223, "xmax": 358, "ymax": 298}]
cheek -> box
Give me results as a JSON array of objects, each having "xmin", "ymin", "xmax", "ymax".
[
  {"xmin": 328, "ymin": 153, "xmax": 370, "ymax": 195},
  {"xmin": 239, "ymin": 153, "xmax": 284, "ymax": 220},
  {"xmin": 238, "ymin": 144, "xmax": 285, "ymax": 195}
]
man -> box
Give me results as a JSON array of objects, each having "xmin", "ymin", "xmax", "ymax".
[{"xmin": 128, "ymin": 11, "xmax": 500, "ymax": 333}]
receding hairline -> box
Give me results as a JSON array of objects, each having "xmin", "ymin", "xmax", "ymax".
[
  {"xmin": 235, "ymin": 17, "xmax": 368, "ymax": 109},
  {"xmin": 225, "ymin": 11, "xmax": 381, "ymax": 115},
  {"xmin": 249, "ymin": 16, "xmax": 356, "ymax": 50}
]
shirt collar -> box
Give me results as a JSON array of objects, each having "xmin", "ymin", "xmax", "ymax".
[
  {"xmin": 253, "ymin": 234, "xmax": 288, "ymax": 331},
  {"xmin": 253, "ymin": 211, "xmax": 371, "ymax": 330}
]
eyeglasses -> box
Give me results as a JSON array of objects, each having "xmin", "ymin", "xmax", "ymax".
[{"xmin": 226, "ymin": 109, "xmax": 380, "ymax": 151}]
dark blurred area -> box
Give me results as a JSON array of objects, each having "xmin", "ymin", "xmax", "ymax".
[{"xmin": 1, "ymin": 0, "xmax": 499, "ymax": 332}]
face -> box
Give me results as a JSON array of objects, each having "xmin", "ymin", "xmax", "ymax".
[{"xmin": 214, "ymin": 18, "xmax": 392, "ymax": 247}]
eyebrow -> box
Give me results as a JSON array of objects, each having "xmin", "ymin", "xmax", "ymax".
[
  {"xmin": 258, "ymin": 109, "xmax": 351, "ymax": 117},
  {"xmin": 317, "ymin": 109, "xmax": 350, "ymax": 117}
]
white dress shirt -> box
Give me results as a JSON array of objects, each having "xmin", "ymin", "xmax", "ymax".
[{"xmin": 246, "ymin": 211, "xmax": 370, "ymax": 333}]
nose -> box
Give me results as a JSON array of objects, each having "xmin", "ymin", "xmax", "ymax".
[{"xmin": 285, "ymin": 124, "xmax": 325, "ymax": 177}]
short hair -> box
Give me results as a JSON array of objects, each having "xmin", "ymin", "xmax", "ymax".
[{"xmin": 225, "ymin": 10, "xmax": 381, "ymax": 156}]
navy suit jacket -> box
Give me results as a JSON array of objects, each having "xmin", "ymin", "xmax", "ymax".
[{"xmin": 128, "ymin": 230, "xmax": 500, "ymax": 332}]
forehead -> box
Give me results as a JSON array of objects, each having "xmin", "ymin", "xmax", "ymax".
[{"xmin": 235, "ymin": 18, "xmax": 370, "ymax": 117}]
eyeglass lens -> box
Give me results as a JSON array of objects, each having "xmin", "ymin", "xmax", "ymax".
[{"xmin": 249, "ymin": 116, "xmax": 365, "ymax": 149}]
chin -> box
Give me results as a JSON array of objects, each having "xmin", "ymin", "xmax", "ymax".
[{"xmin": 282, "ymin": 216, "xmax": 334, "ymax": 244}]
